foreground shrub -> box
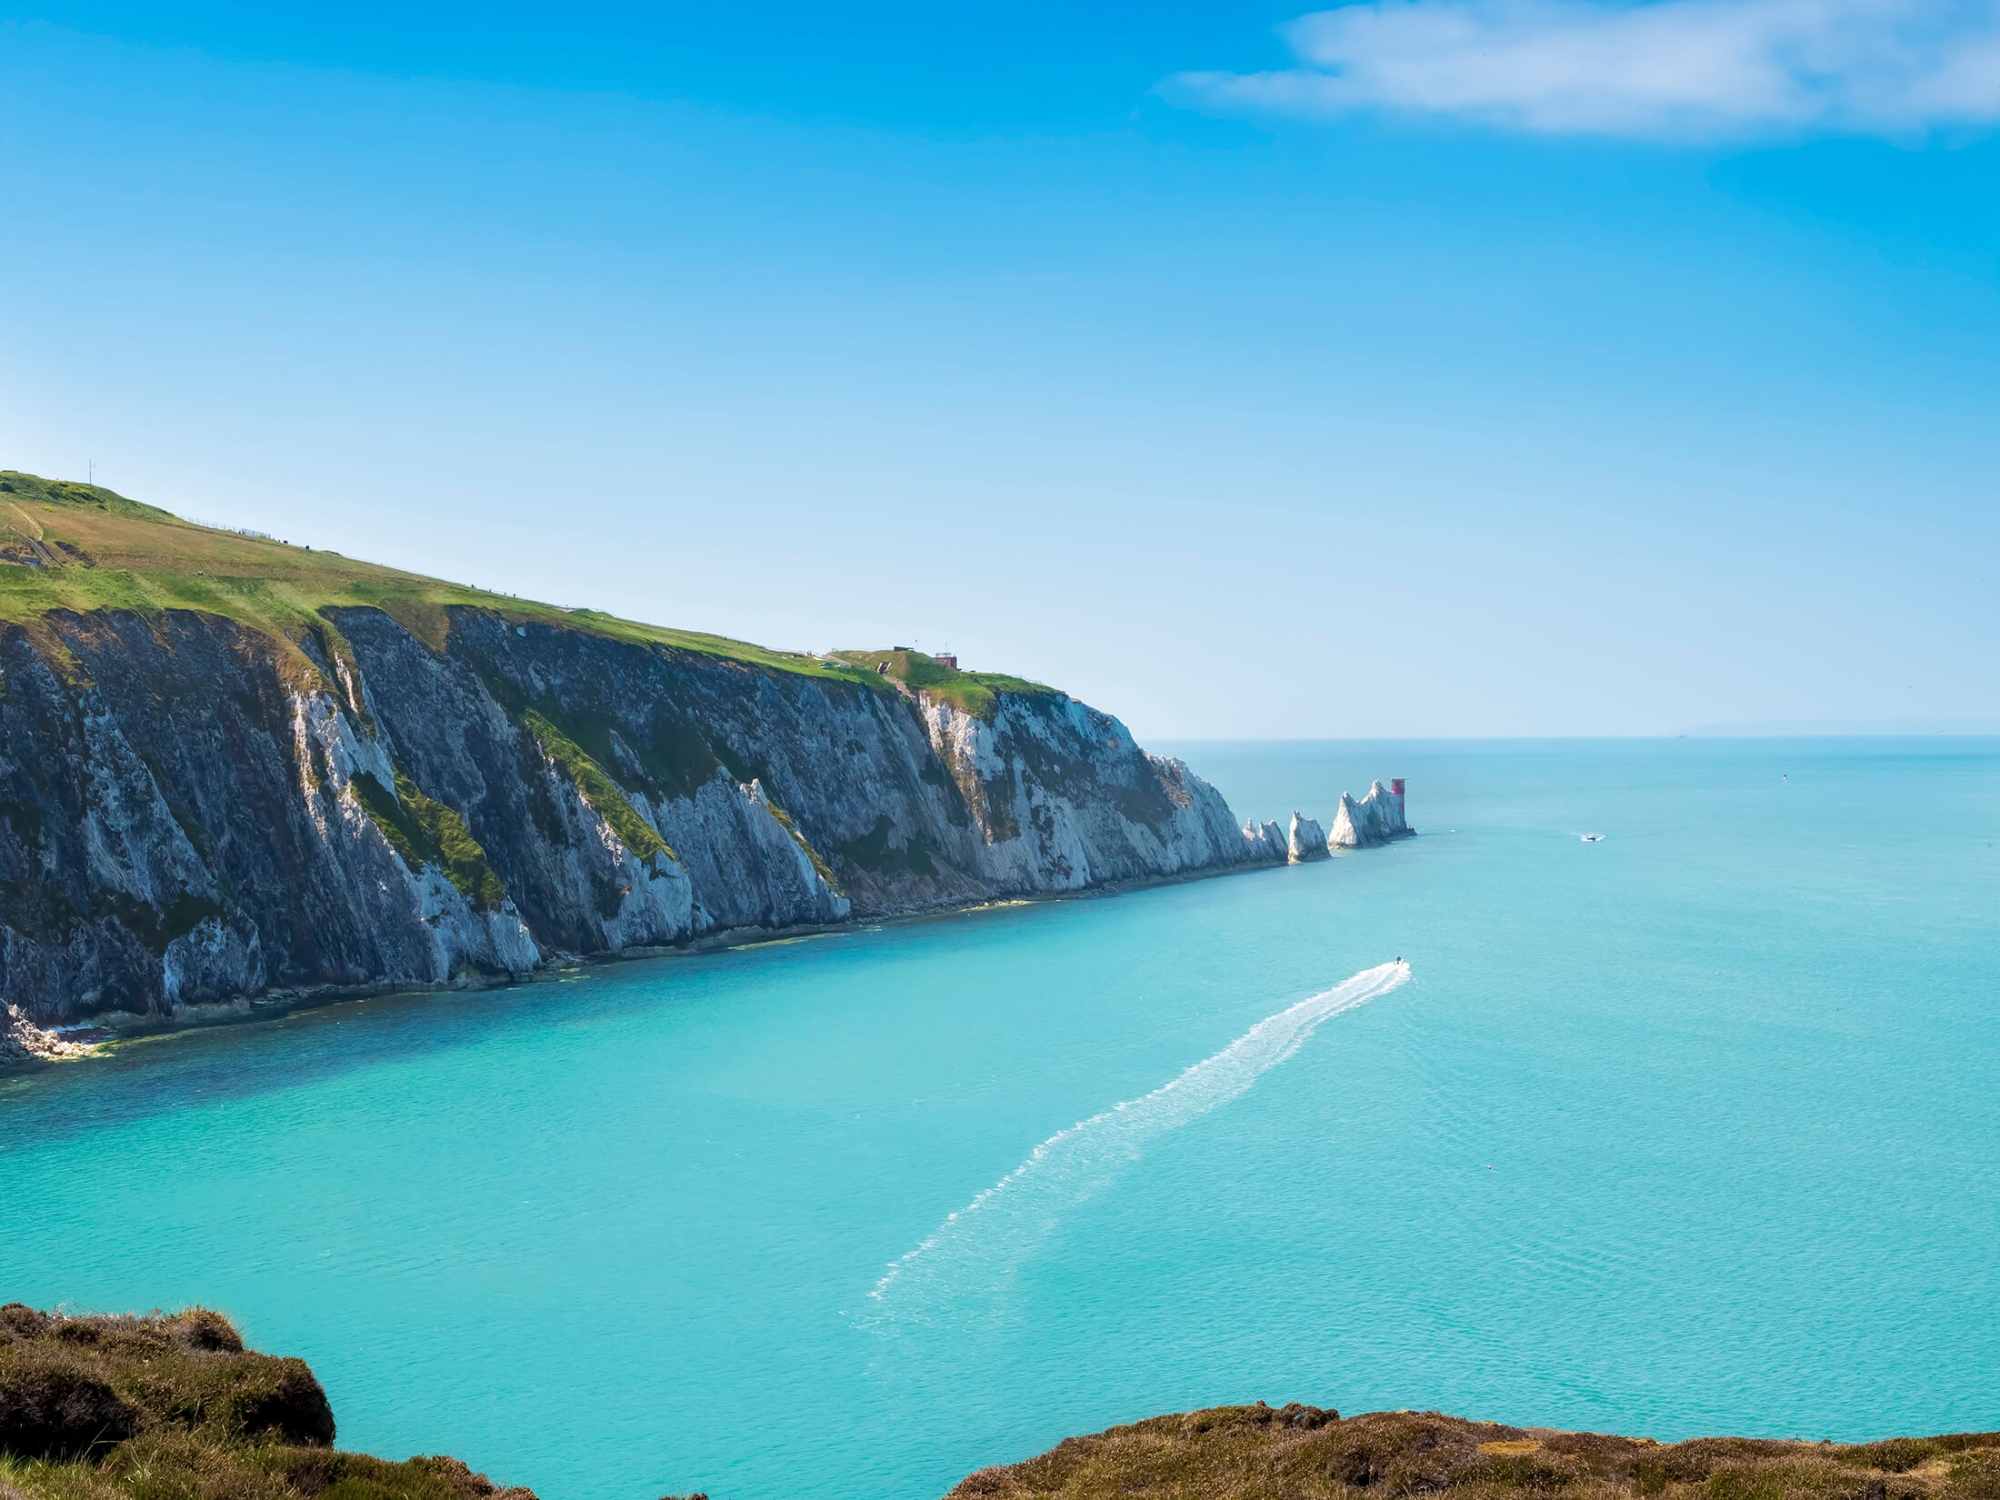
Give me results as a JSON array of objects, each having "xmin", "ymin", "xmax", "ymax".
[
  {"xmin": 949, "ymin": 1404, "xmax": 2000, "ymax": 1500},
  {"xmin": 0, "ymin": 1306, "xmax": 532, "ymax": 1499},
  {"xmin": 0, "ymin": 1356, "xmax": 138, "ymax": 1461}
]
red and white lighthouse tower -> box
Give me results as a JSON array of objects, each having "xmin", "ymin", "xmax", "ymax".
[{"xmin": 1390, "ymin": 778, "xmax": 1407, "ymax": 822}]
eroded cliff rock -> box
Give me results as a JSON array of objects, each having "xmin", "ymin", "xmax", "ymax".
[
  {"xmin": 1242, "ymin": 819, "xmax": 1287, "ymax": 862},
  {"xmin": 0, "ymin": 604, "xmax": 1282, "ymax": 1025},
  {"xmin": 1288, "ymin": 813, "xmax": 1331, "ymax": 864},
  {"xmin": 1329, "ymin": 780, "xmax": 1412, "ymax": 850}
]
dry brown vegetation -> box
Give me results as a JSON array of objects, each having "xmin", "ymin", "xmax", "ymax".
[
  {"xmin": 948, "ymin": 1404, "xmax": 2000, "ymax": 1500},
  {"xmin": 0, "ymin": 1304, "xmax": 533, "ymax": 1500}
]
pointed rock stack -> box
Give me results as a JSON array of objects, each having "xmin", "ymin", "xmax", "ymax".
[
  {"xmin": 1329, "ymin": 780, "xmax": 1412, "ymax": 850},
  {"xmin": 1287, "ymin": 812, "xmax": 1331, "ymax": 864},
  {"xmin": 1240, "ymin": 780, "xmax": 1416, "ymax": 868}
]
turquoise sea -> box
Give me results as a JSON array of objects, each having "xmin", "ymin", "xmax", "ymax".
[{"xmin": 3, "ymin": 739, "xmax": 1997, "ymax": 1499}]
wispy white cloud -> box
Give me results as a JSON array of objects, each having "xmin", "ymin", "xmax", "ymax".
[{"xmin": 1168, "ymin": 0, "xmax": 2000, "ymax": 138}]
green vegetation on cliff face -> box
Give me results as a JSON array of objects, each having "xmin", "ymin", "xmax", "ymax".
[
  {"xmin": 950, "ymin": 1405, "xmax": 2000, "ymax": 1500},
  {"xmin": 758, "ymin": 793, "xmax": 842, "ymax": 893},
  {"xmin": 0, "ymin": 469, "xmax": 888, "ymax": 690},
  {"xmin": 0, "ymin": 1303, "xmax": 535, "ymax": 1499},
  {"xmin": 520, "ymin": 710, "xmax": 674, "ymax": 862},
  {"xmin": 349, "ymin": 771, "xmax": 508, "ymax": 911}
]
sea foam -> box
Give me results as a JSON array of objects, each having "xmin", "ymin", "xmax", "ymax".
[{"xmin": 863, "ymin": 960, "xmax": 1410, "ymax": 1323}]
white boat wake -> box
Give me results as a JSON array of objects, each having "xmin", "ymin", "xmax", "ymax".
[{"xmin": 860, "ymin": 960, "xmax": 1411, "ymax": 1326}]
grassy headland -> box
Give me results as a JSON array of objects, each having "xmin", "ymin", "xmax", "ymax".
[
  {"xmin": 0, "ymin": 469, "xmax": 883, "ymax": 692},
  {"xmin": 950, "ymin": 1404, "xmax": 2000, "ymax": 1500},
  {"xmin": 0, "ymin": 469, "xmax": 1068, "ymax": 719},
  {"xmin": 0, "ymin": 1303, "xmax": 554, "ymax": 1499}
]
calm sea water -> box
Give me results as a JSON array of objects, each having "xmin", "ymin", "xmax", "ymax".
[{"xmin": 3, "ymin": 739, "xmax": 1997, "ymax": 1499}]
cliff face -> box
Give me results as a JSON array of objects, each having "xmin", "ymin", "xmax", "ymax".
[
  {"xmin": 1287, "ymin": 813, "xmax": 1331, "ymax": 864},
  {"xmin": 0, "ymin": 603, "xmax": 1278, "ymax": 1025}
]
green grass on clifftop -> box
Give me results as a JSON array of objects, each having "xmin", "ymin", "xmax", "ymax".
[
  {"xmin": 832, "ymin": 648, "xmax": 1055, "ymax": 717},
  {"xmin": 0, "ymin": 470, "xmax": 895, "ymax": 693}
]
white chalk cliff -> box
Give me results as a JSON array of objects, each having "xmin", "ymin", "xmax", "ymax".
[{"xmin": 0, "ymin": 607, "xmax": 1288, "ymax": 1026}]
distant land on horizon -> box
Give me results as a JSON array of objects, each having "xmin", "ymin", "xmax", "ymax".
[{"xmin": 1681, "ymin": 719, "xmax": 2000, "ymax": 738}]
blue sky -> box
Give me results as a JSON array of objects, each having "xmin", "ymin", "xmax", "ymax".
[{"xmin": 3, "ymin": 1, "xmax": 1996, "ymax": 737}]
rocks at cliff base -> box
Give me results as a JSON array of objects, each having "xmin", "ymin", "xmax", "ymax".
[
  {"xmin": 1329, "ymin": 780, "xmax": 1412, "ymax": 850},
  {"xmin": 0, "ymin": 1005, "xmax": 89, "ymax": 1062},
  {"xmin": 1288, "ymin": 813, "xmax": 1331, "ymax": 864}
]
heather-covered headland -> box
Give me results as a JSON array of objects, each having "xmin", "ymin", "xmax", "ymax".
[
  {"xmin": 950, "ymin": 1403, "xmax": 2000, "ymax": 1500},
  {"xmin": 0, "ymin": 1302, "xmax": 542, "ymax": 1499}
]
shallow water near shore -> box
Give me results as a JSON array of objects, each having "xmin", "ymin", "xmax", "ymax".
[{"xmin": 4, "ymin": 738, "xmax": 1998, "ymax": 1500}]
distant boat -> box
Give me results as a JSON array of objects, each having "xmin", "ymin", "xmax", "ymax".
[{"xmin": 1580, "ymin": 833, "xmax": 1604, "ymax": 842}]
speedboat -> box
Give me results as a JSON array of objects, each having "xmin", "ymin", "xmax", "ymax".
[{"xmin": 1580, "ymin": 833, "xmax": 1604, "ymax": 842}]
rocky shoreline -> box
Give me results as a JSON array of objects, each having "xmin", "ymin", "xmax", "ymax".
[
  {"xmin": 0, "ymin": 1004, "xmax": 91, "ymax": 1062},
  {"xmin": 0, "ymin": 837, "xmax": 1333, "ymax": 1064},
  {"xmin": 1, "ymin": 789, "xmax": 1421, "ymax": 1065},
  {"xmin": 0, "ymin": 852, "xmax": 1280, "ymax": 1064}
]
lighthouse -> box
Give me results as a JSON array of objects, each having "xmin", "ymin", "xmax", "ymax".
[{"xmin": 1390, "ymin": 778, "xmax": 1407, "ymax": 822}]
